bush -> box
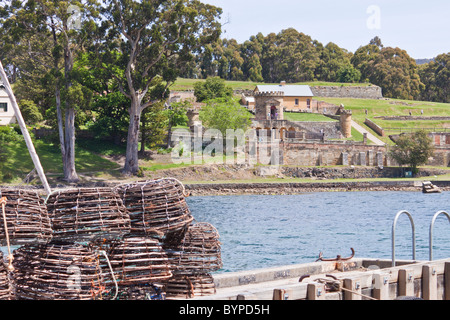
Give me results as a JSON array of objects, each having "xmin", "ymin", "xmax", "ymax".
[
  {"xmin": 389, "ymin": 130, "xmax": 434, "ymax": 175},
  {"xmin": 19, "ymin": 99, "xmax": 43, "ymax": 125}
]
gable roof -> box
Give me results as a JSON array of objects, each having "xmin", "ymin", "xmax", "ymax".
[{"xmin": 255, "ymin": 84, "xmax": 314, "ymax": 97}]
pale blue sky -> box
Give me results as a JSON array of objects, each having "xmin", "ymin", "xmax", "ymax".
[{"xmin": 202, "ymin": 0, "xmax": 450, "ymax": 59}]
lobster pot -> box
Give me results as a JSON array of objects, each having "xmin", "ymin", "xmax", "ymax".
[
  {"xmin": 12, "ymin": 241, "xmax": 105, "ymax": 300},
  {"xmin": 166, "ymin": 222, "xmax": 222, "ymax": 273},
  {"xmin": 46, "ymin": 188, "xmax": 131, "ymax": 241},
  {"xmin": 165, "ymin": 273, "xmax": 215, "ymax": 299},
  {"xmin": 105, "ymin": 283, "xmax": 166, "ymax": 300},
  {"xmin": 101, "ymin": 236, "xmax": 173, "ymax": 286},
  {"xmin": 0, "ymin": 189, "xmax": 52, "ymax": 245},
  {"xmin": 0, "ymin": 252, "xmax": 12, "ymax": 300},
  {"xmin": 115, "ymin": 179, "xmax": 193, "ymax": 238}
]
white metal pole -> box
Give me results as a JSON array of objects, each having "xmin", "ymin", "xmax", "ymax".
[{"xmin": 0, "ymin": 60, "xmax": 51, "ymax": 195}]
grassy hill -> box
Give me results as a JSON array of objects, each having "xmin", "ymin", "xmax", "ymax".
[
  {"xmin": 2, "ymin": 78, "xmax": 448, "ymax": 184},
  {"xmin": 171, "ymin": 78, "xmax": 374, "ymax": 91},
  {"xmin": 318, "ymin": 97, "xmax": 450, "ymax": 145},
  {"xmin": 2, "ymin": 137, "xmax": 121, "ymax": 184},
  {"xmin": 172, "ymin": 78, "xmax": 450, "ymax": 145}
]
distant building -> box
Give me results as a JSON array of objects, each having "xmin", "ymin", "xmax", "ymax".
[
  {"xmin": 240, "ymin": 94, "xmax": 255, "ymax": 113},
  {"xmin": 0, "ymin": 84, "xmax": 16, "ymax": 125},
  {"xmin": 254, "ymin": 81, "xmax": 314, "ymax": 120}
]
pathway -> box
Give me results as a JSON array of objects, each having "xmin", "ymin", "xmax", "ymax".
[{"xmin": 351, "ymin": 120, "xmax": 385, "ymax": 146}]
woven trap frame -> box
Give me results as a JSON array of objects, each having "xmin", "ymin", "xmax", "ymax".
[
  {"xmin": 115, "ymin": 179, "xmax": 193, "ymax": 238},
  {"xmin": 0, "ymin": 189, "xmax": 52, "ymax": 245},
  {"xmin": 46, "ymin": 188, "xmax": 131, "ymax": 241},
  {"xmin": 165, "ymin": 222, "xmax": 222, "ymax": 274},
  {"xmin": 104, "ymin": 283, "xmax": 166, "ymax": 300},
  {"xmin": 12, "ymin": 241, "xmax": 105, "ymax": 300},
  {"xmin": 99, "ymin": 236, "xmax": 173, "ymax": 287},
  {"xmin": 0, "ymin": 252, "xmax": 12, "ymax": 300},
  {"xmin": 165, "ymin": 273, "xmax": 215, "ymax": 299}
]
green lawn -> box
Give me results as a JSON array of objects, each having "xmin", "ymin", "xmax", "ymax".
[
  {"xmin": 284, "ymin": 112, "xmax": 337, "ymax": 122},
  {"xmin": 317, "ymin": 97, "xmax": 450, "ymax": 144},
  {"xmin": 3, "ymin": 137, "xmax": 121, "ymax": 180}
]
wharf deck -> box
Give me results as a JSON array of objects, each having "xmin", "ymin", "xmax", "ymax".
[{"xmin": 185, "ymin": 258, "xmax": 450, "ymax": 300}]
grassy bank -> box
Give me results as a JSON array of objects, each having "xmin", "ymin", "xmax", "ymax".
[
  {"xmin": 318, "ymin": 97, "xmax": 450, "ymax": 145},
  {"xmin": 171, "ymin": 78, "xmax": 374, "ymax": 91},
  {"xmin": 2, "ymin": 137, "xmax": 121, "ymax": 183}
]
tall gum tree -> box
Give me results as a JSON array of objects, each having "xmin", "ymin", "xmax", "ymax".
[
  {"xmin": 0, "ymin": 0, "xmax": 98, "ymax": 182},
  {"xmin": 91, "ymin": 0, "xmax": 222, "ymax": 175}
]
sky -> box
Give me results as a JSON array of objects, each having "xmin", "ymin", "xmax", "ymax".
[{"xmin": 201, "ymin": 0, "xmax": 450, "ymax": 59}]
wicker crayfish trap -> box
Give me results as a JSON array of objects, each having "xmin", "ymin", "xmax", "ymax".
[
  {"xmin": 165, "ymin": 222, "xmax": 222, "ymax": 274},
  {"xmin": 97, "ymin": 236, "xmax": 173, "ymax": 287},
  {"xmin": 0, "ymin": 189, "xmax": 52, "ymax": 246},
  {"xmin": 165, "ymin": 273, "xmax": 215, "ymax": 299},
  {"xmin": 115, "ymin": 179, "xmax": 193, "ymax": 239},
  {"xmin": 12, "ymin": 241, "xmax": 106, "ymax": 300},
  {"xmin": 104, "ymin": 283, "xmax": 166, "ymax": 300},
  {"xmin": 0, "ymin": 252, "xmax": 12, "ymax": 300},
  {"xmin": 46, "ymin": 188, "xmax": 131, "ymax": 242}
]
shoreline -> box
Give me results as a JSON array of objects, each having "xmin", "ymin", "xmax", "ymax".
[
  {"xmin": 185, "ymin": 180, "xmax": 450, "ymax": 196},
  {"xmin": 2, "ymin": 179, "xmax": 449, "ymax": 197}
]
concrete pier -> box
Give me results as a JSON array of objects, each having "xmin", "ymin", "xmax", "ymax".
[{"xmin": 187, "ymin": 258, "xmax": 450, "ymax": 300}]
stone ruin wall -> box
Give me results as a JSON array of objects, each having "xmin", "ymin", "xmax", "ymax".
[
  {"xmin": 310, "ymin": 86, "xmax": 383, "ymax": 99},
  {"xmin": 281, "ymin": 142, "xmax": 450, "ymax": 168},
  {"xmin": 282, "ymin": 142, "xmax": 387, "ymax": 167}
]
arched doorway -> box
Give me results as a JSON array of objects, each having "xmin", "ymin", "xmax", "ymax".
[
  {"xmin": 270, "ymin": 105, "xmax": 277, "ymax": 120},
  {"xmin": 280, "ymin": 127, "xmax": 287, "ymax": 140}
]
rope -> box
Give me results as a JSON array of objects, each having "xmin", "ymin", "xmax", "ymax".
[
  {"xmin": 98, "ymin": 250, "xmax": 118, "ymax": 300},
  {"xmin": 312, "ymin": 277, "xmax": 378, "ymax": 301},
  {"xmin": 340, "ymin": 286, "xmax": 378, "ymax": 300},
  {"xmin": 0, "ymin": 197, "xmax": 14, "ymax": 272}
]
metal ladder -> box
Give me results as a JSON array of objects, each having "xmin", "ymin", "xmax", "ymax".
[
  {"xmin": 392, "ymin": 211, "xmax": 416, "ymax": 267},
  {"xmin": 391, "ymin": 210, "xmax": 450, "ymax": 266},
  {"xmin": 429, "ymin": 211, "xmax": 450, "ymax": 261}
]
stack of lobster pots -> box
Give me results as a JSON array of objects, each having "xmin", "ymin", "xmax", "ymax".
[
  {"xmin": 0, "ymin": 178, "xmax": 222, "ymax": 300},
  {"xmin": 163, "ymin": 222, "xmax": 222, "ymax": 298}
]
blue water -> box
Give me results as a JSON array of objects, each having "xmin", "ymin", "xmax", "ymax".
[{"xmin": 186, "ymin": 191, "xmax": 450, "ymax": 273}]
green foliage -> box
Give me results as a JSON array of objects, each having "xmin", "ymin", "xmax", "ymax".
[
  {"xmin": 199, "ymin": 98, "xmax": 253, "ymax": 135},
  {"xmin": 0, "ymin": 126, "xmax": 20, "ymax": 181},
  {"xmin": 194, "ymin": 77, "xmax": 233, "ymax": 102},
  {"xmin": 88, "ymin": 92, "xmax": 130, "ymax": 144},
  {"xmin": 317, "ymin": 42, "xmax": 354, "ymax": 82},
  {"xmin": 389, "ymin": 130, "xmax": 435, "ymax": 173},
  {"xmin": 140, "ymin": 101, "xmax": 168, "ymax": 151},
  {"xmin": 18, "ymin": 99, "xmax": 43, "ymax": 125},
  {"xmin": 419, "ymin": 53, "xmax": 450, "ymax": 103},
  {"xmin": 351, "ymin": 39, "xmax": 424, "ymax": 100},
  {"xmin": 165, "ymin": 100, "xmax": 190, "ymax": 128},
  {"xmin": 337, "ymin": 65, "xmax": 361, "ymax": 83}
]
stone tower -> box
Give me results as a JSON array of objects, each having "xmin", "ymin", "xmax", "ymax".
[
  {"xmin": 253, "ymin": 91, "xmax": 284, "ymax": 121},
  {"xmin": 340, "ymin": 109, "xmax": 352, "ymax": 138}
]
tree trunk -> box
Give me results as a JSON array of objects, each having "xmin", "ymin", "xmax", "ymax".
[
  {"xmin": 166, "ymin": 116, "xmax": 172, "ymax": 149},
  {"xmin": 55, "ymin": 86, "xmax": 66, "ymax": 176},
  {"xmin": 123, "ymin": 100, "xmax": 141, "ymax": 175},
  {"xmin": 62, "ymin": 46, "xmax": 79, "ymax": 182},
  {"xmin": 139, "ymin": 113, "xmax": 146, "ymax": 155},
  {"xmin": 63, "ymin": 107, "xmax": 78, "ymax": 182}
]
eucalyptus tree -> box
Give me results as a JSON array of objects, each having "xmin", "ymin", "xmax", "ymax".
[
  {"xmin": 0, "ymin": 0, "xmax": 98, "ymax": 182},
  {"xmin": 90, "ymin": 0, "xmax": 222, "ymax": 175}
]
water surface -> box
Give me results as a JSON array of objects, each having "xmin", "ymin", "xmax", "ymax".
[{"xmin": 187, "ymin": 191, "xmax": 450, "ymax": 273}]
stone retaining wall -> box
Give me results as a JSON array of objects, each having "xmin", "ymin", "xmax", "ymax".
[
  {"xmin": 185, "ymin": 180, "xmax": 450, "ymax": 196},
  {"xmin": 311, "ymin": 86, "xmax": 383, "ymax": 99}
]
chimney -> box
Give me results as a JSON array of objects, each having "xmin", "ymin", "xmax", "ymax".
[{"xmin": 280, "ymin": 81, "xmax": 286, "ymax": 86}]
